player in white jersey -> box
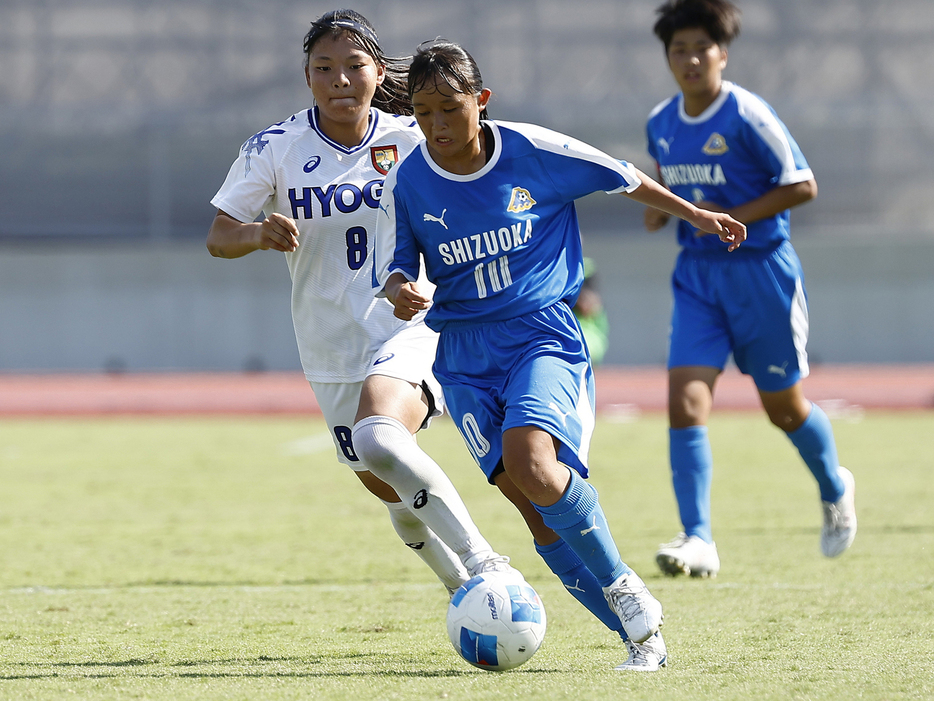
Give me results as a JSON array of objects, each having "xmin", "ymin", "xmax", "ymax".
[
  {"xmin": 207, "ymin": 10, "xmax": 519, "ymax": 599},
  {"xmin": 644, "ymin": 0, "xmax": 857, "ymax": 578},
  {"xmin": 376, "ymin": 41, "xmax": 745, "ymax": 671}
]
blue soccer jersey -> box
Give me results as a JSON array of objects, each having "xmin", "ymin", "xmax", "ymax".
[
  {"xmin": 646, "ymin": 81, "xmax": 812, "ymax": 252},
  {"xmin": 375, "ymin": 120, "xmax": 641, "ymax": 331}
]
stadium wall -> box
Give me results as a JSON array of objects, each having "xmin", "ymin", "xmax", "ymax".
[{"xmin": 2, "ymin": 233, "xmax": 932, "ymax": 372}]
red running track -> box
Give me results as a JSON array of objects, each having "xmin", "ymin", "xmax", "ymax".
[{"xmin": 1, "ymin": 365, "xmax": 932, "ymax": 416}]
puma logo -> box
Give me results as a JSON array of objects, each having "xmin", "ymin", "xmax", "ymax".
[
  {"xmin": 580, "ymin": 519, "xmax": 601, "ymax": 536},
  {"xmin": 548, "ymin": 402, "xmax": 570, "ymax": 427},
  {"xmin": 767, "ymin": 361, "xmax": 789, "ymax": 378},
  {"xmin": 423, "ymin": 209, "xmax": 448, "ymax": 229}
]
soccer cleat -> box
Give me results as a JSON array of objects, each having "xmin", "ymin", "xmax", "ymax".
[
  {"xmin": 464, "ymin": 553, "xmax": 523, "ymax": 579},
  {"xmin": 614, "ymin": 631, "xmax": 668, "ymax": 672},
  {"xmin": 821, "ymin": 466, "xmax": 857, "ymax": 557},
  {"xmin": 603, "ymin": 571, "xmax": 663, "ymax": 643},
  {"xmin": 655, "ymin": 533, "xmax": 720, "ymax": 578}
]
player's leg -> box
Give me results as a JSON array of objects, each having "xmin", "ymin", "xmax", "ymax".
[
  {"xmin": 499, "ymin": 306, "xmax": 662, "ymax": 643},
  {"xmin": 737, "ymin": 242, "xmax": 856, "ymax": 557},
  {"xmin": 313, "ymin": 380, "xmax": 468, "ymax": 593},
  {"xmin": 350, "ymin": 469, "xmax": 465, "ymax": 594},
  {"xmin": 494, "ymin": 470, "xmax": 627, "ymax": 639},
  {"xmin": 502, "ymin": 426, "xmax": 661, "ymax": 643},
  {"xmin": 758, "ymin": 383, "xmax": 855, "ymax": 556},
  {"xmin": 658, "ymin": 252, "xmax": 730, "ymax": 576},
  {"xmin": 350, "ymin": 324, "xmax": 504, "ymax": 578},
  {"xmin": 497, "ymin": 465, "xmax": 667, "ymax": 670},
  {"xmin": 658, "ymin": 365, "xmax": 722, "ymax": 577}
]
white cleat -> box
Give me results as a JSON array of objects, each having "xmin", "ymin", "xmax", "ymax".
[
  {"xmin": 615, "ymin": 631, "xmax": 668, "ymax": 672},
  {"xmin": 603, "ymin": 571, "xmax": 663, "ymax": 643},
  {"xmin": 821, "ymin": 466, "xmax": 857, "ymax": 557},
  {"xmin": 655, "ymin": 533, "xmax": 720, "ymax": 578},
  {"xmin": 464, "ymin": 553, "xmax": 523, "ymax": 580}
]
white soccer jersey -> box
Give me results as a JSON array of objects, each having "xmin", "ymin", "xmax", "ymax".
[{"xmin": 212, "ymin": 107, "xmax": 424, "ymax": 382}]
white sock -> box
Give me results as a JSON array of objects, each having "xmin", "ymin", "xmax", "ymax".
[
  {"xmin": 352, "ymin": 415, "xmax": 496, "ymax": 570},
  {"xmin": 382, "ymin": 500, "xmax": 469, "ymax": 592}
]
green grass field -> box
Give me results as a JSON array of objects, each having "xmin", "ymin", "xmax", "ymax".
[{"xmin": 0, "ymin": 412, "xmax": 931, "ymax": 700}]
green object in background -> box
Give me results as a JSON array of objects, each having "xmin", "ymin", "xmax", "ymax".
[
  {"xmin": 577, "ymin": 309, "xmax": 610, "ymax": 365},
  {"xmin": 574, "ymin": 257, "xmax": 610, "ymax": 364}
]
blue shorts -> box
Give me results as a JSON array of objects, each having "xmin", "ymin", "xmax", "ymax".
[
  {"xmin": 433, "ymin": 302, "xmax": 596, "ymax": 483},
  {"xmin": 668, "ymin": 241, "xmax": 810, "ymax": 393}
]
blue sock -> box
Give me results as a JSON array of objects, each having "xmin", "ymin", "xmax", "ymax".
[
  {"xmin": 787, "ymin": 403, "xmax": 844, "ymax": 502},
  {"xmin": 535, "ymin": 538, "xmax": 627, "ymax": 640},
  {"xmin": 669, "ymin": 426, "xmax": 714, "ymax": 543},
  {"xmin": 533, "ymin": 470, "xmax": 629, "ymax": 588}
]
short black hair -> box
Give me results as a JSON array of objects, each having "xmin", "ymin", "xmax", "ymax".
[
  {"xmin": 408, "ymin": 40, "xmax": 490, "ymax": 120},
  {"xmin": 653, "ymin": 0, "xmax": 742, "ymax": 52}
]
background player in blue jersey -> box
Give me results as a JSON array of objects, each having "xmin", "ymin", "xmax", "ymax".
[
  {"xmin": 207, "ymin": 10, "xmax": 520, "ymax": 602},
  {"xmin": 376, "ymin": 40, "xmax": 745, "ymax": 671},
  {"xmin": 644, "ymin": 0, "xmax": 857, "ymax": 579}
]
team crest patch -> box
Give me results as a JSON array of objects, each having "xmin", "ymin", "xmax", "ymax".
[
  {"xmin": 507, "ymin": 187, "xmax": 536, "ymax": 213},
  {"xmin": 702, "ymin": 132, "xmax": 729, "ymax": 156},
  {"xmin": 370, "ymin": 145, "xmax": 400, "ymax": 174}
]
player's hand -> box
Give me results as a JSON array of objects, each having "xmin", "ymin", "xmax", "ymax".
[
  {"xmin": 390, "ymin": 280, "xmax": 432, "ymax": 321},
  {"xmin": 644, "ymin": 206, "xmax": 671, "ymax": 232},
  {"xmin": 689, "ymin": 208, "xmax": 746, "ymax": 252},
  {"xmin": 257, "ymin": 213, "xmax": 300, "ymax": 252}
]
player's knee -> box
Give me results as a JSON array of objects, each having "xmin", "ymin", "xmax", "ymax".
[{"xmin": 351, "ymin": 415, "xmax": 410, "ymax": 473}]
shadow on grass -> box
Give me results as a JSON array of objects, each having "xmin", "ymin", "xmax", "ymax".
[{"xmin": 2, "ymin": 654, "xmax": 562, "ymax": 680}]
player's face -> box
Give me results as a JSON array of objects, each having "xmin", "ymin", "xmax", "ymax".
[
  {"xmin": 412, "ymin": 80, "xmax": 491, "ymax": 174},
  {"xmin": 305, "ymin": 32, "xmax": 385, "ymax": 137},
  {"xmin": 667, "ymin": 27, "xmax": 727, "ymax": 104}
]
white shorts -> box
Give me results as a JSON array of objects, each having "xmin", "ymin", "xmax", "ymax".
[{"xmin": 311, "ymin": 321, "xmax": 444, "ymax": 470}]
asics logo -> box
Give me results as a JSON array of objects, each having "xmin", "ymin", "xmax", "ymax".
[
  {"xmin": 405, "ymin": 541, "xmax": 425, "ymax": 550},
  {"xmin": 374, "ymin": 353, "xmax": 395, "ymax": 366},
  {"xmin": 767, "ymin": 361, "xmax": 789, "ymax": 378},
  {"xmin": 423, "ymin": 209, "xmax": 448, "ymax": 229},
  {"xmin": 565, "ymin": 579, "xmax": 586, "ymax": 593},
  {"xmin": 303, "ymin": 156, "xmax": 321, "ymax": 172}
]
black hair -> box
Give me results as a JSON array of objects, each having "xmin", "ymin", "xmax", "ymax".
[
  {"xmin": 303, "ymin": 9, "xmax": 411, "ymax": 115},
  {"xmin": 653, "ymin": 0, "xmax": 742, "ymax": 52},
  {"xmin": 407, "ymin": 40, "xmax": 490, "ymax": 120}
]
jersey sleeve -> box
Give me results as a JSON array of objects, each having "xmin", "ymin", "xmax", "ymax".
[
  {"xmin": 210, "ymin": 133, "xmax": 278, "ymax": 223},
  {"xmin": 508, "ymin": 123, "xmax": 642, "ymax": 200},
  {"xmin": 374, "ymin": 166, "xmax": 421, "ymax": 294},
  {"xmin": 737, "ymin": 95, "xmax": 813, "ymax": 187}
]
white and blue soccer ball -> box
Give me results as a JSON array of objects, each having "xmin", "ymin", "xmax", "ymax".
[{"xmin": 446, "ymin": 571, "xmax": 546, "ymax": 671}]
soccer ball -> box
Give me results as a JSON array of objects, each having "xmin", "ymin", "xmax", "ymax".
[{"xmin": 446, "ymin": 571, "xmax": 546, "ymax": 671}]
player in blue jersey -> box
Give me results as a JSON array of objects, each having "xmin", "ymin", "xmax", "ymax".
[
  {"xmin": 375, "ymin": 40, "xmax": 745, "ymax": 671},
  {"xmin": 644, "ymin": 0, "xmax": 857, "ymax": 579},
  {"xmin": 207, "ymin": 11, "xmax": 521, "ymax": 602}
]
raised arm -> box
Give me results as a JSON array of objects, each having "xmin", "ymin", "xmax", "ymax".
[{"xmin": 206, "ymin": 210, "xmax": 300, "ymax": 259}]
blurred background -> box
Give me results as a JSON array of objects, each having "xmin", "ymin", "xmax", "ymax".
[{"xmin": 1, "ymin": 0, "xmax": 933, "ymax": 372}]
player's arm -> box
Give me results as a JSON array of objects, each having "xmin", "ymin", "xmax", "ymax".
[
  {"xmin": 696, "ymin": 179, "xmax": 817, "ymax": 224},
  {"xmin": 643, "ymin": 164, "xmax": 672, "ymax": 232},
  {"xmin": 623, "ymin": 168, "xmax": 747, "ymax": 251},
  {"xmin": 384, "ymin": 272, "xmax": 431, "ymax": 322},
  {"xmin": 206, "ymin": 210, "xmax": 299, "ymax": 259}
]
